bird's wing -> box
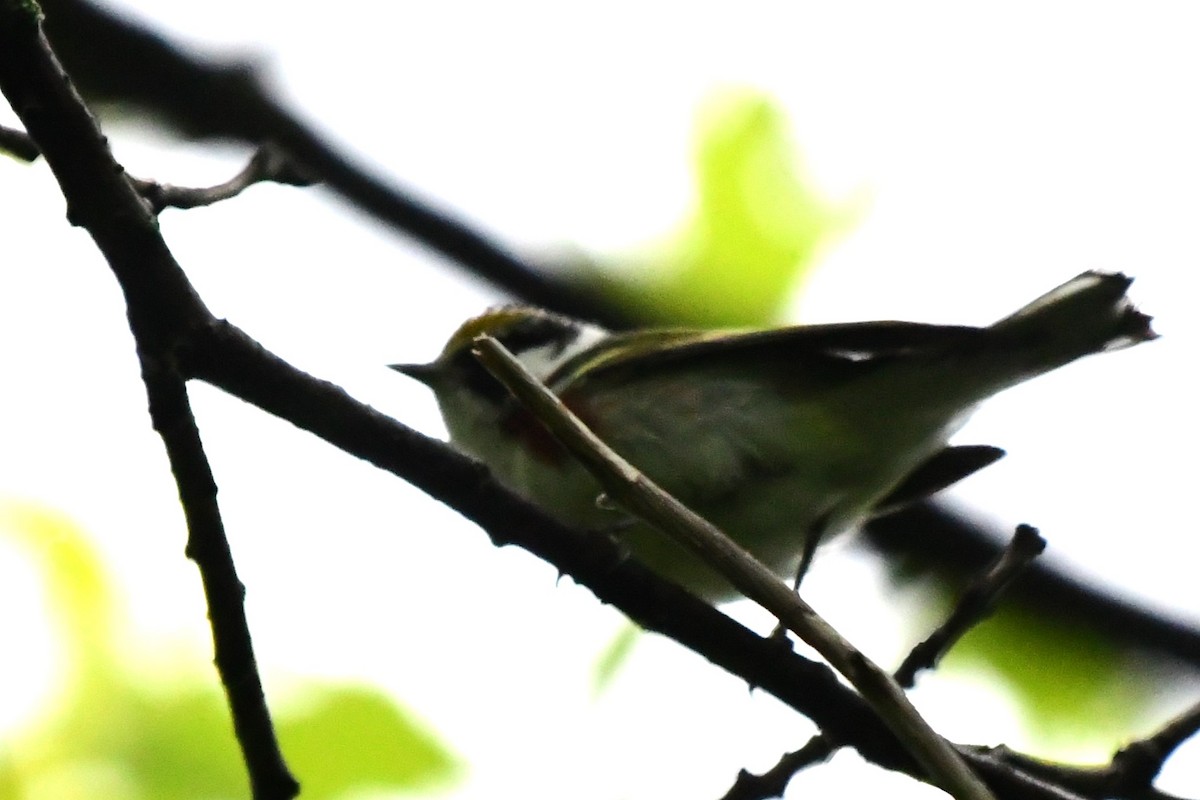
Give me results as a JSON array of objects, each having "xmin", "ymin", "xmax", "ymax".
[
  {"xmin": 541, "ymin": 322, "xmax": 987, "ymax": 500},
  {"xmin": 547, "ymin": 320, "xmax": 990, "ymax": 397}
]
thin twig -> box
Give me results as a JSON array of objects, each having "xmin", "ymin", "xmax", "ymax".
[
  {"xmin": 724, "ymin": 524, "xmax": 1047, "ymax": 800},
  {"xmin": 963, "ymin": 744, "xmax": 1193, "ymax": 800},
  {"xmin": 133, "ymin": 143, "xmax": 315, "ymax": 214},
  {"xmin": 896, "ymin": 523, "xmax": 1046, "ymax": 687},
  {"xmin": 957, "ymin": 750, "xmax": 1103, "ymax": 800},
  {"xmin": 0, "ymin": 8, "xmax": 297, "ymax": 797},
  {"xmin": 723, "ymin": 738, "xmax": 836, "ymax": 800},
  {"xmin": 0, "ymin": 121, "xmax": 39, "ymax": 161},
  {"xmin": 963, "ymin": 698, "xmax": 1200, "ymax": 800},
  {"xmin": 1110, "ymin": 699, "xmax": 1200, "ymax": 789},
  {"xmin": 866, "ymin": 505, "xmax": 1200, "ymax": 665},
  {"xmin": 471, "ymin": 334, "xmax": 996, "ymax": 800}
]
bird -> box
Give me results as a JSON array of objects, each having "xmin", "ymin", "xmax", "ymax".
[{"xmin": 392, "ymin": 271, "xmax": 1155, "ymax": 601}]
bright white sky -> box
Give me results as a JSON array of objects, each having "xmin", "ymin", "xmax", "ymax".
[{"xmin": 2, "ymin": 2, "xmax": 1199, "ymax": 798}]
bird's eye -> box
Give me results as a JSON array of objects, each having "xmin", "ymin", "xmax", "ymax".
[{"xmin": 497, "ymin": 316, "xmax": 579, "ymax": 358}]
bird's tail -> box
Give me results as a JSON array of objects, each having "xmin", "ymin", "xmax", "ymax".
[{"xmin": 985, "ymin": 271, "xmax": 1156, "ymax": 379}]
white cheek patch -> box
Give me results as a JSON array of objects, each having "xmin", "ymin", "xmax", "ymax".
[{"xmin": 518, "ymin": 322, "xmax": 609, "ymax": 382}]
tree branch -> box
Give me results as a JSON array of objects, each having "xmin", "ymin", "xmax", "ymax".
[
  {"xmin": 38, "ymin": 0, "xmax": 632, "ymax": 327},
  {"xmin": 0, "ymin": 120, "xmax": 38, "ymax": 160},
  {"xmin": 142, "ymin": 363, "xmax": 299, "ymax": 799},
  {"xmin": 865, "ymin": 507, "xmax": 1200, "ymax": 667},
  {"xmin": 0, "ymin": 6, "xmax": 296, "ymax": 797},
  {"xmin": 1110, "ymin": 700, "xmax": 1200, "ymax": 790},
  {"xmin": 965, "ymin": 745, "xmax": 1192, "ymax": 800},
  {"xmin": 722, "ymin": 524, "xmax": 1048, "ymax": 800},
  {"xmin": 895, "ymin": 523, "xmax": 1046, "ymax": 688},
  {"xmin": 133, "ymin": 143, "xmax": 314, "ymax": 214}
]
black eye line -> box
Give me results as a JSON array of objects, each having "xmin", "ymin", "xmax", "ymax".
[
  {"xmin": 496, "ymin": 315, "xmax": 580, "ymax": 358},
  {"xmin": 454, "ymin": 315, "xmax": 580, "ymax": 405}
]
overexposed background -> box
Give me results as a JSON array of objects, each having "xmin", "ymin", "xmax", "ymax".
[{"xmin": 2, "ymin": 2, "xmax": 1197, "ymax": 797}]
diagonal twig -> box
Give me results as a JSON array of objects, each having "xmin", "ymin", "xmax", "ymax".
[
  {"xmin": 895, "ymin": 523, "xmax": 1046, "ymax": 688},
  {"xmin": 866, "ymin": 505, "xmax": 1200, "ymax": 666},
  {"xmin": 724, "ymin": 524, "xmax": 1047, "ymax": 800}
]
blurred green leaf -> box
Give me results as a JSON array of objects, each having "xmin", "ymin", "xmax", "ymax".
[
  {"xmin": 0, "ymin": 502, "xmax": 119, "ymax": 687},
  {"xmin": 944, "ymin": 600, "xmax": 1157, "ymax": 755},
  {"xmin": 280, "ymin": 684, "xmax": 462, "ymax": 798},
  {"xmin": 0, "ymin": 501, "xmax": 460, "ymax": 799},
  {"xmin": 591, "ymin": 623, "xmax": 641, "ymax": 697},
  {"xmin": 87, "ymin": 686, "xmax": 249, "ymax": 800},
  {"xmin": 596, "ymin": 86, "xmax": 860, "ymax": 327}
]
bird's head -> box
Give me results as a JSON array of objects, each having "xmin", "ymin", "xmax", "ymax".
[{"xmin": 390, "ymin": 306, "xmax": 610, "ymax": 454}]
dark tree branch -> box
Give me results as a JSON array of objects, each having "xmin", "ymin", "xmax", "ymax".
[
  {"xmin": 964, "ymin": 698, "xmax": 1200, "ymax": 800},
  {"xmin": 865, "ymin": 506, "xmax": 1200, "ymax": 667},
  {"xmin": 0, "ymin": 120, "xmax": 38, "ymax": 160},
  {"xmin": 966, "ymin": 744, "xmax": 1192, "ymax": 800},
  {"xmin": 142, "ymin": 364, "xmax": 298, "ymax": 800},
  {"xmin": 723, "ymin": 519, "xmax": 1198, "ymax": 800},
  {"xmin": 0, "ymin": 7, "xmax": 296, "ymax": 798},
  {"xmin": 133, "ymin": 143, "xmax": 314, "ymax": 214},
  {"xmin": 723, "ymin": 525, "xmax": 1049, "ymax": 800},
  {"xmin": 38, "ymin": 0, "xmax": 633, "ymax": 328},
  {"xmin": 895, "ymin": 524, "xmax": 1046, "ymax": 688},
  {"xmin": 722, "ymin": 738, "xmax": 836, "ymax": 800},
  {"xmin": 1110, "ymin": 700, "xmax": 1200, "ymax": 790}
]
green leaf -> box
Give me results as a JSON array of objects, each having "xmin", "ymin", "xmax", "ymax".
[
  {"xmin": 596, "ymin": 86, "xmax": 859, "ymax": 327},
  {"xmin": 279, "ymin": 685, "xmax": 462, "ymax": 798},
  {"xmin": 945, "ymin": 603, "xmax": 1158, "ymax": 756},
  {"xmin": 0, "ymin": 501, "xmax": 120, "ymax": 686},
  {"xmin": 592, "ymin": 623, "xmax": 641, "ymax": 696},
  {"xmin": 1, "ymin": 502, "xmax": 461, "ymax": 799}
]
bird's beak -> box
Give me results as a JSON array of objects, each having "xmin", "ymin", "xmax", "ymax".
[{"xmin": 388, "ymin": 362, "xmax": 440, "ymax": 387}]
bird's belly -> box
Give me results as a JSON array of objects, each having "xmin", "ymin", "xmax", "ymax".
[
  {"xmin": 501, "ymin": 450, "xmax": 907, "ymax": 601},
  {"xmin": 493, "ymin": 411, "xmax": 958, "ymax": 601}
]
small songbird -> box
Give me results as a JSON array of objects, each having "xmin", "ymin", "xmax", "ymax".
[{"xmin": 392, "ymin": 272, "xmax": 1154, "ymax": 600}]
